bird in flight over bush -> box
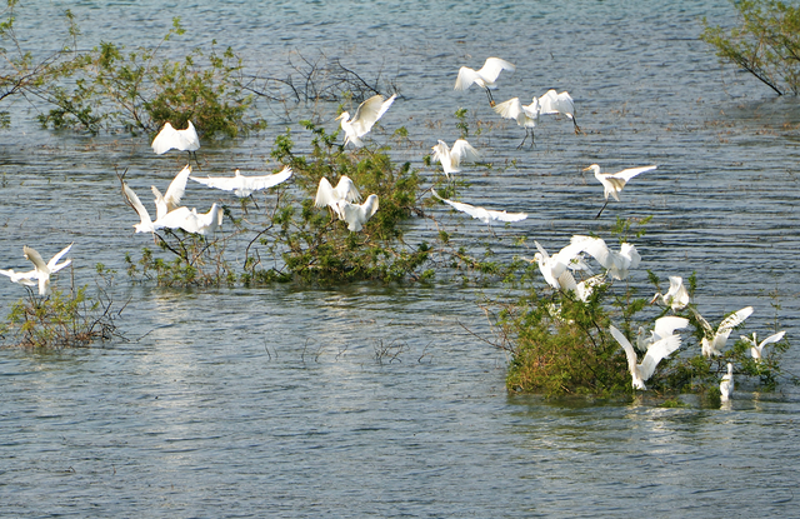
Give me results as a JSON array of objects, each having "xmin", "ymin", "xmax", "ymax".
[
  {"xmin": 315, "ymin": 176, "xmax": 362, "ymax": 219},
  {"xmin": 152, "ymin": 121, "xmax": 201, "ymax": 164},
  {"xmin": 14, "ymin": 243, "xmax": 74, "ymax": 296},
  {"xmin": 454, "ymin": 57, "xmax": 515, "ymax": 106},
  {"xmin": 583, "ymin": 164, "xmax": 656, "ymax": 218},
  {"xmin": 432, "ymin": 189, "xmax": 527, "ymax": 232},
  {"xmin": 337, "ymin": 94, "xmax": 397, "ymax": 147},
  {"xmin": 431, "ymin": 139, "xmax": 480, "ymax": 178},
  {"xmin": 693, "ymin": 306, "xmax": 753, "ymax": 357},
  {"xmin": 191, "ymin": 166, "xmax": 292, "ymax": 198},
  {"xmin": 151, "ymin": 165, "xmax": 192, "ymax": 220}
]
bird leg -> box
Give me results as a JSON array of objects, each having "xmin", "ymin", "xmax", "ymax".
[
  {"xmin": 571, "ymin": 115, "xmax": 583, "ymax": 135},
  {"xmin": 484, "ymin": 88, "xmax": 495, "ymax": 107},
  {"xmin": 188, "ymin": 150, "xmax": 201, "ymax": 169},
  {"xmin": 595, "ymin": 199, "xmax": 610, "ymax": 219}
]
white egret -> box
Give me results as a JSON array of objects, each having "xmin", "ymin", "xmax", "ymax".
[
  {"xmin": 693, "ymin": 306, "xmax": 754, "ymax": 357},
  {"xmin": 531, "ymin": 239, "xmax": 592, "ymax": 291},
  {"xmin": 21, "ymin": 243, "xmax": 73, "ymax": 296},
  {"xmin": 337, "ymin": 93, "xmax": 397, "ymax": 148},
  {"xmin": 314, "ymin": 176, "xmax": 362, "ymax": 219},
  {"xmin": 151, "ymin": 121, "xmax": 200, "ymax": 162},
  {"xmin": 494, "ymin": 89, "xmax": 580, "ymax": 148},
  {"xmin": 339, "ymin": 194, "xmax": 379, "ymax": 232},
  {"xmin": 190, "ymin": 166, "xmax": 292, "ymax": 198},
  {"xmin": 563, "ymin": 274, "xmax": 606, "ymax": 303},
  {"xmin": 583, "ymin": 164, "xmax": 657, "ymax": 218},
  {"xmin": 719, "ymin": 362, "xmax": 734, "ymax": 401},
  {"xmin": 610, "ymin": 324, "xmax": 682, "ymax": 390},
  {"xmin": 651, "ymin": 275, "xmax": 690, "ymax": 311},
  {"xmin": 122, "ymin": 181, "xmax": 158, "ymax": 233},
  {"xmin": 0, "ymin": 268, "xmax": 38, "ymax": 288},
  {"xmin": 431, "ymin": 139, "xmax": 480, "ymax": 178},
  {"xmin": 454, "ymin": 57, "xmax": 515, "ymax": 105},
  {"xmin": 432, "ymin": 189, "xmax": 527, "ymax": 227},
  {"xmin": 156, "ymin": 203, "xmax": 224, "ymax": 235},
  {"xmin": 570, "ymin": 235, "xmax": 640, "ymax": 281},
  {"xmin": 741, "ymin": 330, "xmax": 785, "ymax": 362},
  {"xmin": 636, "ymin": 316, "xmax": 689, "ymax": 353},
  {"xmin": 151, "ymin": 165, "xmax": 192, "ymax": 220}
]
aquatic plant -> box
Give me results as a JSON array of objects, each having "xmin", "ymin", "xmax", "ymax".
[{"xmin": 702, "ymin": 0, "xmax": 800, "ymax": 95}]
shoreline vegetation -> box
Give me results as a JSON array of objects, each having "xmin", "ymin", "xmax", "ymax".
[{"xmin": 0, "ymin": 1, "xmax": 795, "ymax": 402}]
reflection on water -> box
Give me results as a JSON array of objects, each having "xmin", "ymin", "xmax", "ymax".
[{"xmin": 1, "ymin": 0, "xmax": 799, "ymax": 517}]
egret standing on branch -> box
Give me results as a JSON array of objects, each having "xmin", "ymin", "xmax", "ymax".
[
  {"xmin": 454, "ymin": 57, "xmax": 515, "ymax": 106},
  {"xmin": 651, "ymin": 275, "xmax": 690, "ymax": 311},
  {"xmin": 339, "ymin": 194, "xmax": 380, "ymax": 232},
  {"xmin": 584, "ymin": 164, "xmax": 657, "ymax": 218},
  {"xmin": 693, "ymin": 306, "xmax": 753, "ymax": 357},
  {"xmin": 741, "ymin": 330, "xmax": 786, "ymax": 363},
  {"xmin": 337, "ymin": 93, "xmax": 397, "ymax": 148},
  {"xmin": 151, "ymin": 121, "xmax": 201, "ymax": 164},
  {"xmin": 314, "ymin": 176, "xmax": 362, "ymax": 219},
  {"xmin": 431, "ymin": 139, "xmax": 480, "ymax": 178}
]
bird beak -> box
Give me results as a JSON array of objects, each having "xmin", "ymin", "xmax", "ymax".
[
  {"xmin": 581, "ymin": 166, "xmax": 592, "ymax": 172},
  {"xmin": 335, "ymin": 113, "xmax": 346, "ymax": 121}
]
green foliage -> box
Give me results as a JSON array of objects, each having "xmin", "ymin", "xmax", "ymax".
[{"xmin": 702, "ymin": 0, "xmax": 800, "ymax": 95}]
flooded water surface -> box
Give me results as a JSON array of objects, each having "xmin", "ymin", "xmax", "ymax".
[{"xmin": 1, "ymin": 1, "xmax": 799, "ymax": 517}]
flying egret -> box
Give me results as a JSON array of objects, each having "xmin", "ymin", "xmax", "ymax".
[
  {"xmin": 151, "ymin": 121, "xmax": 200, "ymax": 163},
  {"xmin": 531, "ymin": 239, "xmax": 592, "ymax": 291},
  {"xmin": 190, "ymin": 166, "xmax": 293, "ymax": 198},
  {"xmin": 494, "ymin": 89, "xmax": 580, "ymax": 148},
  {"xmin": 122, "ymin": 181, "xmax": 159, "ymax": 233},
  {"xmin": 610, "ymin": 324, "xmax": 682, "ymax": 390},
  {"xmin": 156, "ymin": 203, "xmax": 224, "ymax": 235},
  {"xmin": 151, "ymin": 165, "xmax": 192, "ymax": 220},
  {"xmin": 339, "ymin": 194, "xmax": 380, "ymax": 232},
  {"xmin": 651, "ymin": 275, "xmax": 690, "ymax": 311},
  {"xmin": 693, "ymin": 306, "xmax": 754, "ymax": 357},
  {"xmin": 636, "ymin": 316, "xmax": 689, "ymax": 353},
  {"xmin": 741, "ymin": 330, "xmax": 785, "ymax": 362},
  {"xmin": 21, "ymin": 243, "xmax": 73, "ymax": 296},
  {"xmin": 719, "ymin": 362, "xmax": 734, "ymax": 401},
  {"xmin": 432, "ymin": 189, "xmax": 527, "ymax": 227},
  {"xmin": 570, "ymin": 235, "xmax": 640, "ymax": 281},
  {"xmin": 314, "ymin": 176, "xmax": 362, "ymax": 219},
  {"xmin": 431, "ymin": 139, "xmax": 480, "ymax": 178},
  {"xmin": 583, "ymin": 164, "xmax": 657, "ymax": 218},
  {"xmin": 454, "ymin": 57, "xmax": 515, "ymax": 106},
  {"xmin": 337, "ymin": 93, "xmax": 397, "ymax": 148}
]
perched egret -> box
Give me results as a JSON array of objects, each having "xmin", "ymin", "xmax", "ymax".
[
  {"xmin": 651, "ymin": 275, "xmax": 690, "ymax": 311},
  {"xmin": 693, "ymin": 306, "xmax": 754, "ymax": 357},
  {"xmin": 432, "ymin": 189, "xmax": 527, "ymax": 227},
  {"xmin": 431, "ymin": 139, "xmax": 480, "ymax": 178},
  {"xmin": 583, "ymin": 164, "xmax": 657, "ymax": 218},
  {"xmin": 494, "ymin": 89, "xmax": 580, "ymax": 148},
  {"xmin": 454, "ymin": 57, "xmax": 515, "ymax": 105},
  {"xmin": 610, "ymin": 324, "xmax": 682, "ymax": 390},
  {"xmin": 151, "ymin": 165, "xmax": 192, "ymax": 220},
  {"xmin": 191, "ymin": 166, "xmax": 292, "ymax": 198},
  {"xmin": 636, "ymin": 316, "xmax": 689, "ymax": 353},
  {"xmin": 21, "ymin": 243, "xmax": 73, "ymax": 296},
  {"xmin": 719, "ymin": 362, "xmax": 734, "ymax": 401},
  {"xmin": 741, "ymin": 330, "xmax": 785, "ymax": 362},
  {"xmin": 151, "ymin": 121, "xmax": 200, "ymax": 163},
  {"xmin": 314, "ymin": 176, "xmax": 362, "ymax": 219},
  {"xmin": 339, "ymin": 194, "xmax": 380, "ymax": 232},
  {"xmin": 156, "ymin": 203, "xmax": 224, "ymax": 235},
  {"xmin": 571, "ymin": 235, "xmax": 640, "ymax": 281},
  {"xmin": 531, "ymin": 239, "xmax": 592, "ymax": 291},
  {"xmin": 337, "ymin": 93, "xmax": 397, "ymax": 148}
]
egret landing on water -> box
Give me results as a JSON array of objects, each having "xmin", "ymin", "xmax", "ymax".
[
  {"xmin": 584, "ymin": 164, "xmax": 657, "ymax": 218},
  {"xmin": 151, "ymin": 121, "xmax": 200, "ymax": 164},
  {"xmin": 314, "ymin": 176, "xmax": 362, "ymax": 219},
  {"xmin": 191, "ymin": 166, "xmax": 292, "ymax": 198},
  {"xmin": 431, "ymin": 139, "xmax": 480, "ymax": 178},
  {"xmin": 454, "ymin": 57, "xmax": 515, "ymax": 106},
  {"xmin": 610, "ymin": 324, "xmax": 682, "ymax": 390},
  {"xmin": 494, "ymin": 89, "xmax": 580, "ymax": 149},
  {"xmin": 741, "ymin": 330, "xmax": 786, "ymax": 363},
  {"xmin": 337, "ymin": 94, "xmax": 397, "ymax": 148}
]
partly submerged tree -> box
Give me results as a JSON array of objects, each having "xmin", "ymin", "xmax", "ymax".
[{"xmin": 702, "ymin": 0, "xmax": 800, "ymax": 95}]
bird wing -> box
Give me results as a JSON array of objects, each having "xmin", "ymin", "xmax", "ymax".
[
  {"xmin": 640, "ymin": 334, "xmax": 682, "ymax": 381},
  {"xmin": 23, "ymin": 246, "xmax": 48, "ymax": 273},
  {"xmin": 151, "ymin": 123, "xmax": 179, "ymax": 154},
  {"xmin": 432, "ymin": 140, "xmax": 449, "ymax": 165},
  {"xmin": 341, "ymin": 202, "xmax": 365, "ymax": 231},
  {"xmin": 247, "ymin": 166, "xmax": 293, "ymax": 191},
  {"xmin": 179, "ymin": 120, "xmax": 200, "ymax": 151},
  {"xmin": 653, "ymin": 316, "xmax": 689, "ymax": 340},
  {"xmin": 0, "ymin": 269, "xmax": 38, "ymax": 286},
  {"xmin": 486, "ymin": 208, "xmax": 527, "ymax": 222},
  {"xmin": 189, "ymin": 174, "xmax": 237, "ymax": 191},
  {"xmin": 335, "ymin": 176, "xmax": 362, "ymax": 203},
  {"xmin": 151, "ymin": 186, "xmax": 168, "ymax": 220},
  {"xmin": 717, "ymin": 306, "xmax": 754, "ymax": 334},
  {"xmin": 571, "ymin": 235, "xmax": 615, "ymax": 271},
  {"xmin": 538, "ymin": 89, "xmax": 575, "ymax": 116},
  {"xmin": 123, "ymin": 182, "xmax": 153, "ymax": 227},
  {"xmin": 454, "ymin": 66, "xmax": 481, "ymax": 91},
  {"xmin": 493, "ymin": 97, "xmax": 524, "ymax": 123},
  {"xmin": 314, "ymin": 178, "xmax": 336, "ymax": 208},
  {"xmin": 47, "ymin": 243, "xmax": 73, "ymax": 272},
  {"xmin": 618, "ymin": 242, "xmax": 641, "ymax": 269},
  {"xmin": 450, "ymin": 139, "xmax": 480, "ymax": 164},
  {"xmin": 154, "ymin": 206, "xmax": 192, "ymax": 230},
  {"xmin": 351, "ymin": 94, "xmax": 395, "ymax": 137},
  {"xmin": 477, "ymin": 57, "xmax": 515, "ymax": 83},
  {"xmin": 611, "ymin": 165, "xmax": 657, "ymax": 182},
  {"xmin": 759, "ymin": 330, "xmax": 786, "ymax": 348},
  {"xmin": 363, "ymin": 194, "xmax": 380, "ymax": 219},
  {"xmin": 440, "ymin": 197, "xmax": 482, "ymax": 219},
  {"xmin": 610, "ymin": 325, "xmax": 639, "ymax": 379},
  {"xmin": 164, "ymin": 165, "xmax": 192, "ymax": 210}
]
